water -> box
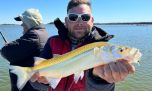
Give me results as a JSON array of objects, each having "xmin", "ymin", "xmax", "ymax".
[{"xmin": 0, "ymin": 24, "xmax": 152, "ymax": 91}]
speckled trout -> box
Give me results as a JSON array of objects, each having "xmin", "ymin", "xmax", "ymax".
[{"xmin": 9, "ymin": 42, "xmax": 142, "ymax": 90}]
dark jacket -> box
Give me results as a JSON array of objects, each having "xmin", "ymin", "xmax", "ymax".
[
  {"xmin": 40, "ymin": 23, "xmax": 115, "ymax": 91},
  {"xmin": 1, "ymin": 24, "xmax": 48, "ymax": 67},
  {"xmin": 1, "ymin": 24, "xmax": 48, "ymax": 91}
]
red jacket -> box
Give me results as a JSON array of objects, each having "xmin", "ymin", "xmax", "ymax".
[{"xmin": 48, "ymin": 37, "xmax": 86, "ymax": 91}]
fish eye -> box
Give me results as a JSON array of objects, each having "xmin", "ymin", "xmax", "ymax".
[
  {"xmin": 119, "ymin": 48, "xmax": 123, "ymax": 52},
  {"xmin": 120, "ymin": 49, "xmax": 123, "ymax": 52}
]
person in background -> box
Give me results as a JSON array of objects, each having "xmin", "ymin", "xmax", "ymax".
[
  {"xmin": 1, "ymin": 8, "xmax": 48, "ymax": 91},
  {"xmin": 31, "ymin": 0, "xmax": 135, "ymax": 91}
]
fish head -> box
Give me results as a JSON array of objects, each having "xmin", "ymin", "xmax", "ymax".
[{"xmin": 102, "ymin": 45, "xmax": 142, "ymax": 63}]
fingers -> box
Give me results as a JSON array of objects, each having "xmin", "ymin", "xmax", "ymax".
[
  {"xmin": 103, "ymin": 64, "xmax": 114, "ymax": 83},
  {"xmin": 109, "ymin": 61, "xmax": 135, "ymax": 82},
  {"xmin": 93, "ymin": 65, "xmax": 105, "ymax": 77},
  {"xmin": 103, "ymin": 62, "xmax": 129, "ymax": 83},
  {"xmin": 30, "ymin": 72, "xmax": 49, "ymax": 84},
  {"xmin": 108, "ymin": 62, "xmax": 121, "ymax": 82},
  {"xmin": 116, "ymin": 61, "xmax": 129, "ymax": 81},
  {"xmin": 93, "ymin": 63, "xmax": 124, "ymax": 83},
  {"xmin": 30, "ymin": 72, "xmax": 39, "ymax": 82},
  {"xmin": 37, "ymin": 76, "xmax": 49, "ymax": 84},
  {"xmin": 93, "ymin": 60, "xmax": 136, "ymax": 83},
  {"xmin": 119, "ymin": 60, "xmax": 135, "ymax": 74}
]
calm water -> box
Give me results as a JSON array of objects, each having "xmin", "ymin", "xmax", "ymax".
[{"xmin": 0, "ymin": 24, "xmax": 152, "ymax": 91}]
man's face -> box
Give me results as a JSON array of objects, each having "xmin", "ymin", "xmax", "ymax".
[
  {"xmin": 65, "ymin": 4, "xmax": 94, "ymax": 40},
  {"xmin": 21, "ymin": 22, "xmax": 28, "ymax": 34}
]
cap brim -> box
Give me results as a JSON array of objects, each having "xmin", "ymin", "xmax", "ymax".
[{"xmin": 14, "ymin": 16, "xmax": 21, "ymax": 21}]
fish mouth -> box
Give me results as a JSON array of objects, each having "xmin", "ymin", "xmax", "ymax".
[
  {"xmin": 132, "ymin": 49, "xmax": 142, "ymax": 63},
  {"xmin": 130, "ymin": 48, "xmax": 137, "ymax": 55}
]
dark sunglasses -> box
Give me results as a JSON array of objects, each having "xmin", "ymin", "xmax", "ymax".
[{"xmin": 67, "ymin": 13, "xmax": 91, "ymax": 22}]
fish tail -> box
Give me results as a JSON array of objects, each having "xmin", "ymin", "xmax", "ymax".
[{"xmin": 9, "ymin": 65, "xmax": 33, "ymax": 90}]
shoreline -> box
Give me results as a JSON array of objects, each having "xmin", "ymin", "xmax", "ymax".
[{"xmin": 1, "ymin": 22, "xmax": 152, "ymax": 25}]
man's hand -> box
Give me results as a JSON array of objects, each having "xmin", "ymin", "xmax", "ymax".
[
  {"xmin": 30, "ymin": 72, "xmax": 49, "ymax": 84},
  {"xmin": 93, "ymin": 59, "xmax": 135, "ymax": 83}
]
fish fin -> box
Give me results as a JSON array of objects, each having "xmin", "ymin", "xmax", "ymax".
[
  {"xmin": 9, "ymin": 65, "xmax": 33, "ymax": 90},
  {"xmin": 74, "ymin": 71, "xmax": 84, "ymax": 83},
  {"xmin": 94, "ymin": 47, "xmax": 100, "ymax": 56},
  {"xmin": 34, "ymin": 57, "xmax": 46, "ymax": 66},
  {"xmin": 45, "ymin": 77, "xmax": 61, "ymax": 89}
]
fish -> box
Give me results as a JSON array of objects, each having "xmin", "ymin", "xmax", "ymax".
[{"xmin": 9, "ymin": 42, "xmax": 142, "ymax": 90}]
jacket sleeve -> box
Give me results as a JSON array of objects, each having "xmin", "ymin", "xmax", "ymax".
[
  {"xmin": 1, "ymin": 31, "xmax": 40, "ymax": 63},
  {"xmin": 86, "ymin": 69, "xmax": 115, "ymax": 91},
  {"xmin": 40, "ymin": 37, "xmax": 53, "ymax": 59}
]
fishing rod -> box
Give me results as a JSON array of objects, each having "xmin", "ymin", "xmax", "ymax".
[
  {"xmin": 0, "ymin": 31, "xmax": 8, "ymax": 43},
  {"xmin": 0, "ymin": 31, "xmax": 8, "ymax": 53}
]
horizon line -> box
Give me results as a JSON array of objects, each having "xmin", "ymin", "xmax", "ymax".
[{"xmin": 1, "ymin": 21, "xmax": 152, "ymax": 25}]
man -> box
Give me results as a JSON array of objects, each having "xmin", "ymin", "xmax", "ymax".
[
  {"xmin": 1, "ymin": 8, "xmax": 48, "ymax": 91},
  {"xmin": 33, "ymin": 0, "xmax": 135, "ymax": 91}
]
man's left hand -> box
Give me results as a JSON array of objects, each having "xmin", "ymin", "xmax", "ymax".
[{"xmin": 93, "ymin": 59, "xmax": 135, "ymax": 83}]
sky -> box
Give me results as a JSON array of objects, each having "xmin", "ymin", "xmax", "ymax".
[{"xmin": 0, "ymin": 0, "xmax": 152, "ymax": 24}]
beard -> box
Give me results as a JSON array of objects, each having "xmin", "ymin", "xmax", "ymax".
[{"xmin": 68, "ymin": 28, "xmax": 90, "ymax": 40}]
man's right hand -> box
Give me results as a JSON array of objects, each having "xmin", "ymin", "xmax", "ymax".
[{"xmin": 30, "ymin": 72, "xmax": 49, "ymax": 84}]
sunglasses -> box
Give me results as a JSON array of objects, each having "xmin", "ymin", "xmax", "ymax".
[{"xmin": 67, "ymin": 13, "xmax": 91, "ymax": 22}]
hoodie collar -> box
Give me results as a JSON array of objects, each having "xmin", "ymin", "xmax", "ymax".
[{"xmin": 28, "ymin": 24, "xmax": 45, "ymax": 31}]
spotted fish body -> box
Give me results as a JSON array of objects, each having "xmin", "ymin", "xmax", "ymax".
[{"xmin": 9, "ymin": 42, "xmax": 142, "ymax": 90}]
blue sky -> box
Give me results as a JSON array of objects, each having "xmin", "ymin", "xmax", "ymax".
[{"xmin": 0, "ymin": 0, "xmax": 152, "ymax": 24}]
